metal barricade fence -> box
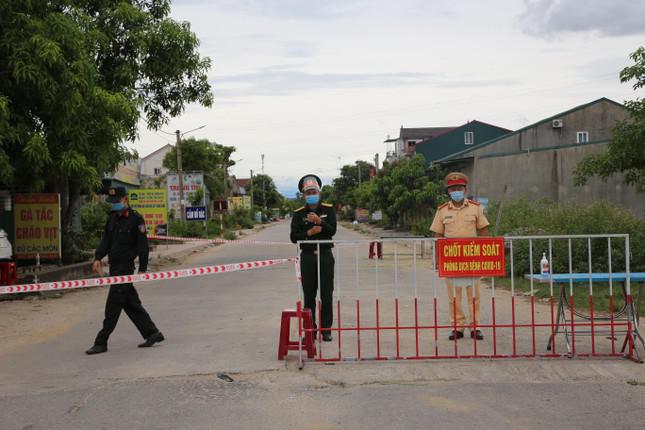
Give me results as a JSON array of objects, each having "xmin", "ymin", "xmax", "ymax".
[{"xmin": 293, "ymin": 235, "xmax": 644, "ymax": 367}]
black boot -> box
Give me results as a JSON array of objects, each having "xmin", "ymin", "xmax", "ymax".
[
  {"xmin": 86, "ymin": 344, "xmax": 108, "ymax": 355},
  {"xmin": 448, "ymin": 330, "xmax": 464, "ymax": 340},
  {"xmin": 138, "ymin": 331, "xmax": 165, "ymax": 348}
]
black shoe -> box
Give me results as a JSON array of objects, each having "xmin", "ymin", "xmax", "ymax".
[
  {"xmin": 322, "ymin": 332, "xmax": 333, "ymax": 342},
  {"xmin": 448, "ymin": 330, "xmax": 464, "ymax": 340},
  {"xmin": 85, "ymin": 344, "xmax": 107, "ymax": 355},
  {"xmin": 138, "ymin": 331, "xmax": 165, "ymax": 348},
  {"xmin": 471, "ymin": 330, "xmax": 484, "ymax": 340}
]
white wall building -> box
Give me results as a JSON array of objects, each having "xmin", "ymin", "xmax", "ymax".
[{"xmin": 139, "ymin": 144, "xmax": 173, "ymax": 178}]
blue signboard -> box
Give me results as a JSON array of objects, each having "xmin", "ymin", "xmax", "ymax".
[{"xmin": 186, "ymin": 206, "xmax": 207, "ymax": 221}]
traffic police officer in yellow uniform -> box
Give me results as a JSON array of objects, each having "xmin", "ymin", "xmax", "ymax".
[
  {"xmin": 290, "ymin": 175, "xmax": 337, "ymax": 341},
  {"xmin": 430, "ymin": 172, "xmax": 489, "ymax": 340},
  {"xmin": 86, "ymin": 187, "xmax": 164, "ymax": 354}
]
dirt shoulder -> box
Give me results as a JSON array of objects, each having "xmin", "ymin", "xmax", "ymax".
[{"xmin": 0, "ymin": 222, "xmax": 278, "ymax": 356}]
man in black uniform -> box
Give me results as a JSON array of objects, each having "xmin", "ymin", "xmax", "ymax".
[
  {"xmin": 290, "ymin": 175, "xmax": 337, "ymax": 342},
  {"xmin": 85, "ymin": 187, "xmax": 164, "ymax": 355}
]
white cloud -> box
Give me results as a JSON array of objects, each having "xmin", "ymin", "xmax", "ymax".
[
  {"xmin": 520, "ymin": 0, "xmax": 645, "ymax": 37},
  {"xmin": 133, "ymin": 0, "xmax": 642, "ymax": 198}
]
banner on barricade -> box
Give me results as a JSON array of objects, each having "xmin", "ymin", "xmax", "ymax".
[{"xmin": 436, "ymin": 237, "xmax": 505, "ymax": 277}]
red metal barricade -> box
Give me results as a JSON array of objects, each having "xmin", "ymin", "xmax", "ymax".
[{"xmin": 292, "ymin": 235, "xmax": 643, "ymax": 366}]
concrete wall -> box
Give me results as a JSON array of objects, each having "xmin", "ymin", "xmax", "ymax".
[
  {"xmin": 471, "ymin": 143, "xmax": 644, "ymax": 217},
  {"xmin": 476, "ymin": 99, "xmax": 629, "ymax": 156},
  {"xmin": 462, "ymin": 99, "xmax": 644, "ymax": 217}
]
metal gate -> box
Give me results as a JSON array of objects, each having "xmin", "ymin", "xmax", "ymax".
[{"xmin": 292, "ymin": 234, "xmax": 643, "ymax": 367}]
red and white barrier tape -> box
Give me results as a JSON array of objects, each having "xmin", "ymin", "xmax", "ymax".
[
  {"xmin": 0, "ymin": 257, "xmax": 297, "ymax": 295},
  {"xmin": 148, "ymin": 234, "xmax": 293, "ymax": 246}
]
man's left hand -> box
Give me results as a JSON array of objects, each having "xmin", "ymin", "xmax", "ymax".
[{"xmin": 307, "ymin": 212, "xmax": 321, "ymax": 225}]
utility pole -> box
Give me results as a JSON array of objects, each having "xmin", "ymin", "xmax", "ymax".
[
  {"xmin": 174, "ymin": 125, "xmax": 206, "ymax": 223},
  {"xmin": 358, "ymin": 162, "xmax": 362, "ymax": 186},
  {"xmin": 175, "ymin": 130, "xmax": 185, "ymax": 222},
  {"xmin": 249, "ymin": 169, "xmax": 254, "ymax": 208},
  {"xmin": 261, "ymin": 154, "xmax": 266, "ymax": 211}
]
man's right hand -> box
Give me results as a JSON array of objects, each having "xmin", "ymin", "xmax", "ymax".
[
  {"xmin": 92, "ymin": 259, "xmax": 103, "ymax": 274},
  {"xmin": 307, "ymin": 226, "xmax": 322, "ymax": 237}
]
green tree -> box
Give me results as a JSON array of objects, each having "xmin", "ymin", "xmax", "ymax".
[
  {"xmin": 575, "ymin": 47, "xmax": 645, "ymax": 192},
  {"xmin": 0, "ymin": 0, "xmax": 212, "ymax": 261},
  {"xmin": 162, "ymin": 137, "xmax": 236, "ymax": 198},
  {"xmin": 320, "ymin": 184, "xmax": 335, "ymax": 203},
  {"xmin": 352, "ymin": 155, "xmax": 445, "ymax": 228},
  {"xmin": 251, "ymin": 174, "xmax": 282, "ymax": 208},
  {"xmin": 332, "ymin": 160, "xmax": 374, "ymax": 206}
]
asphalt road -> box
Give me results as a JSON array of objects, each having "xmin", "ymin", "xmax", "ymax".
[{"xmin": 1, "ymin": 221, "xmax": 644, "ymax": 430}]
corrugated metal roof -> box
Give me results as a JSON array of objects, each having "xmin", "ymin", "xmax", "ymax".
[
  {"xmin": 400, "ymin": 127, "xmax": 457, "ymax": 140},
  {"xmin": 437, "ymin": 97, "xmax": 624, "ymax": 163}
]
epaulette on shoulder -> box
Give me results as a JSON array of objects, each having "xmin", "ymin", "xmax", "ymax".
[
  {"xmin": 438, "ymin": 202, "xmax": 449, "ymax": 210},
  {"xmin": 468, "ymin": 199, "xmax": 481, "ymax": 206},
  {"xmin": 294, "ymin": 206, "xmax": 305, "ymax": 212},
  {"xmin": 321, "ymin": 202, "xmax": 333, "ymax": 207}
]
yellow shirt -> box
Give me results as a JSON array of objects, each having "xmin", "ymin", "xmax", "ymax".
[{"xmin": 430, "ymin": 199, "xmax": 489, "ymax": 238}]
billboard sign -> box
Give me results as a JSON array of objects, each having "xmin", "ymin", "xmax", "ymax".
[
  {"xmin": 13, "ymin": 194, "xmax": 61, "ymax": 260},
  {"xmin": 186, "ymin": 206, "xmax": 207, "ymax": 222},
  {"xmin": 167, "ymin": 172, "xmax": 204, "ymax": 218},
  {"xmin": 228, "ymin": 196, "xmax": 251, "ymax": 211},
  {"xmin": 127, "ymin": 189, "xmax": 168, "ymax": 235}
]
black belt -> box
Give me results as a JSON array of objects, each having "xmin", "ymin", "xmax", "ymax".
[{"xmin": 300, "ymin": 247, "xmax": 332, "ymax": 255}]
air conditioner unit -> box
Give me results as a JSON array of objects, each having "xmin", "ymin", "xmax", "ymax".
[{"xmin": 552, "ymin": 119, "xmax": 563, "ymax": 128}]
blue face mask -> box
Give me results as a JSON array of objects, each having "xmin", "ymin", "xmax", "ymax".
[
  {"xmin": 449, "ymin": 190, "xmax": 465, "ymax": 202},
  {"xmin": 111, "ymin": 202, "xmax": 126, "ymax": 212},
  {"xmin": 305, "ymin": 194, "xmax": 320, "ymax": 206}
]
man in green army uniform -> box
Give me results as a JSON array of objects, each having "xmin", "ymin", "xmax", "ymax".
[{"xmin": 290, "ymin": 174, "xmax": 337, "ymax": 342}]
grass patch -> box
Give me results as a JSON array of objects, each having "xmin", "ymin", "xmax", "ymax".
[{"xmin": 493, "ymin": 277, "xmax": 645, "ymax": 315}]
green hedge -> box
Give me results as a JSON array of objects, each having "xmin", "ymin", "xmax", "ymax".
[
  {"xmin": 487, "ymin": 198, "xmax": 645, "ymax": 276},
  {"xmin": 80, "ymin": 199, "xmax": 111, "ymax": 252},
  {"xmin": 165, "ymin": 208, "xmax": 256, "ymax": 239}
]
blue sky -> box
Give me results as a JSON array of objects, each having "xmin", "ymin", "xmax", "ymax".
[{"xmin": 133, "ymin": 0, "xmax": 645, "ymax": 198}]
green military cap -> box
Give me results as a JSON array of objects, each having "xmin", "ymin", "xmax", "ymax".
[{"xmin": 298, "ymin": 174, "xmax": 322, "ymax": 193}]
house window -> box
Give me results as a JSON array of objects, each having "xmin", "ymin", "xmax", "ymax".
[
  {"xmin": 576, "ymin": 131, "xmax": 589, "ymax": 143},
  {"xmin": 464, "ymin": 132, "xmax": 474, "ymax": 145},
  {"xmin": 154, "ymin": 167, "xmax": 162, "ymax": 175}
]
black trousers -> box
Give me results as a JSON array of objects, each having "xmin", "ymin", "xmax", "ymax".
[
  {"xmin": 94, "ymin": 261, "xmax": 159, "ymax": 346},
  {"xmin": 300, "ymin": 250, "xmax": 335, "ymax": 331}
]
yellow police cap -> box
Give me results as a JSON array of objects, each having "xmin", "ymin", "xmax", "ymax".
[{"xmin": 444, "ymin": 172, "xmax": 468, "ymax": 187}]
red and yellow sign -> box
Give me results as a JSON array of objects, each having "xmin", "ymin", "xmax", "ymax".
[
  {"xmin": 436, "ymin": 237, "xmax": 505, "ymax": 277},
  {"xmin": 13, "ymin": 194, "xmax": 61, "ymax": 260}
]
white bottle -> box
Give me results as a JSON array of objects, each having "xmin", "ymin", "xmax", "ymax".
[{"xmin": 540, "ymin": 253, "xmax": 550, "ymax": 279}]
